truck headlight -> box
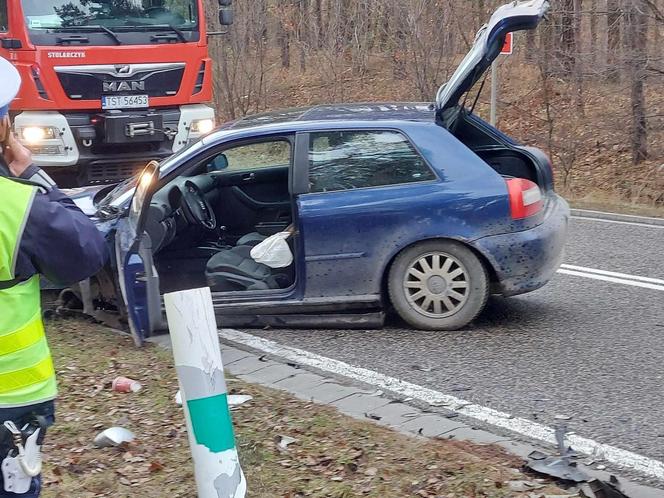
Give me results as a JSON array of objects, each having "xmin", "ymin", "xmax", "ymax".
[
  {"xmin": 190, "ymin": 119, "xmax": 214, "ymax": 135},
  {"xmin": 20, "ymin": 126, "xmax": 58, "ymax": 144}
]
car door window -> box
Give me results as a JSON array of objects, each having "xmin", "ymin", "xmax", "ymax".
[
  {"xmin": 308, "ymin": 130, "xmax": 435, "ymax": 193},
  {"xmin": 0, "ymin": 0, "xmax": 8, "ymax": 32},
  {"xmin": 211, "ymin": 140, "xmax": 291, "ymax": 172}
]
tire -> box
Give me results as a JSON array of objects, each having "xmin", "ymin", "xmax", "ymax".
[{"xmin": 388, "ymin": 240, "xmax": 489, "ymax": 331}]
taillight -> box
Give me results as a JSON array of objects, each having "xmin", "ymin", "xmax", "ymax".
[{"xmin": 506, "ymin": 178, "xmax": 543, "ymax": 219}]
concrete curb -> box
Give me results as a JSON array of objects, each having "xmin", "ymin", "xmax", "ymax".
[
  {"xmin": 147, "ymin": 333, "xmax": 663, "ymax": 497},
  {"xmin": 571, "ymin": 208, "xmax": 664, "ymax": 226}
]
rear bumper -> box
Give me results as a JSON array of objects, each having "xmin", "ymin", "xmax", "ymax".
[{"xmin": 472, "ymin": 194, "xmax": 570, "ymax": 297}]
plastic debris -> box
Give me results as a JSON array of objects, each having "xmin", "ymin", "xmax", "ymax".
[
  {"xmin": 175, "ymin": 390, "xmax": 182, "ymax": 406},
  {"xmin": 555, "ymin": 414, "xmax": 573, "ymax": 421},
  {"xmin": 581, "ymin": 478, "xmax": 631, "ymax": 498},
  {"xmin": 112, "ymin": 376, "xmax": 142, "ymax": 393},
  {"xmin": 93, "ymin": 427, "xmax": 135, "ymax": 448},
  {"xmin": 507, "ymin": 480, "xmax": 546, "ymax": 491},
  {"xmin": 228, "ymin": 395, "xmax": 253, "ymax": 407},
  {"xmin": 276, "ymin": 435, "xmax": 297, "ymax": 451}
]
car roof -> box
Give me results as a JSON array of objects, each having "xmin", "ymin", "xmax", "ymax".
[{"xmin": 223, "ymin": 103, "xmax": 436, "ymax": 131}]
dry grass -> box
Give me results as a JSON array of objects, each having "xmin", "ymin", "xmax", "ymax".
[{"xmin": 40, "ymin": 320, "xmax": 567, "ymax": 497}]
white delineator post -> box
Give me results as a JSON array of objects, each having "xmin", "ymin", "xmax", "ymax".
[{"xmin": 164, "ymin": 287, "xmax": 247, "ymax": 498}]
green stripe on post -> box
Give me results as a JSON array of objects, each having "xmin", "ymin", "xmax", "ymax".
[{"xmin": 186, "ymin": 393, "xmax": 236, "ymax": 453}]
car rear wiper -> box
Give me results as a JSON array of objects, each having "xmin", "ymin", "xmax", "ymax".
[{"xmin": 52, "ymin": 25, "xmax": 122, "ymax": 45}]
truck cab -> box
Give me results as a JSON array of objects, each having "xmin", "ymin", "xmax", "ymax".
[{"xmin": 0, "ymin": 0, "xmax": 230, "ymax": 185}]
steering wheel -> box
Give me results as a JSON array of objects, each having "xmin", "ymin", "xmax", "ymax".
[{"xmin": 181, "ymin": 181, "xmax": 217, "ymax": 230}]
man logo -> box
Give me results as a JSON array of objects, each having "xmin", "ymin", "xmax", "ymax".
[
  {"xmin": 114, "ymin": 65, "xmax": 132, "ymax": 75},
  {"xmin": 103, "ymin": 81, "xmax": 146, "ymax": 92}
]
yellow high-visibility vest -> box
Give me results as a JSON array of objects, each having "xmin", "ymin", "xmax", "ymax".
[{"xmin": 0, "ymin": 176, "xmax": 56, "ymax": 408}]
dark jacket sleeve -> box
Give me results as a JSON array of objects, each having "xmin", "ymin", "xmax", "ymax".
[{"xmin": 14, "ymin": 168, "xmax": 109, "ymax": 286}]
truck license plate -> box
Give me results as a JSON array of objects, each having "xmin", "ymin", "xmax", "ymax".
[{"xmin": 102, "ymin": 95, "xmax": 149, "ymax": 110}]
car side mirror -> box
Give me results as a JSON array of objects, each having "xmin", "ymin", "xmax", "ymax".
[
  {"xmin": 208, "ymin": 154, "xmax": 229, "ymax": 172},
  {"xmin": 219, "ymin": 7, "xmax": 234, "ymax": 25}
]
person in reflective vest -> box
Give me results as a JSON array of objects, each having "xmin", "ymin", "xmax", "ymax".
[{"xmin": 0, "ymin": 57, "xmax": 108, "ymax": 497}]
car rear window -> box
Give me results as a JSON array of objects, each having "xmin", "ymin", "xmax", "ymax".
[{"xmin": 308, "ymin": 130, "xmax": 436, "ymax": 193}]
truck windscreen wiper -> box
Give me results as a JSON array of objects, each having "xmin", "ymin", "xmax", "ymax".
[
  {"xmin": 53, "ymin": 25, "xmax": 122, "ymax": 45},
  {"xmin": 131, "ymin": 24, "xmax": 187, "ymax": 42}
]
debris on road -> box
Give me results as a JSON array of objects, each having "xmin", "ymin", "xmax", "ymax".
[
  {"xmin": 410, "ymin": 364, "xmax": 433, "ymax": 372},
  {"xmin": 93, "ymin": 427, "xmax": 135, "ymax": 448},
  {"xmin": 112, "ymin": 376, "xmax": 142, "ymax": 393},
  {"xmin": 527, "ymin": 453, "xmax": 589, "ymax": 482},
  {"xmin": 525, "ymin": 427, "xmax": 633, "ymax": 498}
]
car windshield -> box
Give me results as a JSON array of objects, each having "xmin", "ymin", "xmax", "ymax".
[{"xmin": 20, "ymin": 0, "xmax": 198, "ymax": 30}]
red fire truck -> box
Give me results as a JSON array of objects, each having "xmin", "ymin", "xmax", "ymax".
[{"xmin": 0, "ymin": 0, "xmax": 232, "ymax": 184}]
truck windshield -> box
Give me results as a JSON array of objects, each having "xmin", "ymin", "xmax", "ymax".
[{"xmin": 21, "ymin": 0, "xmax": 198, "ymax": 31}]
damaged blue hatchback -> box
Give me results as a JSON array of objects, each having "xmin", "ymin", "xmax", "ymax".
[{"xmin": 64, "ymin": 0, "xmax": 569, "ymax": 345}]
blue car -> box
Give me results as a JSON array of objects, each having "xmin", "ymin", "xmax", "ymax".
[{"xmin": 65, "ymin": 0, "xmax": 568, "ymax": 345}]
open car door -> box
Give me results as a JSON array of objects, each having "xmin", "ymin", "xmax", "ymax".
[{"xmin": 115, "ymin": 161, "xmax": 162, "ymax": 346}]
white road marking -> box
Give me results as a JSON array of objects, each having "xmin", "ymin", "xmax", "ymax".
[
  {"xmin": 219, "ymin": 328, "xmax": 664, "ymax": 481},
  {"xmin": 571, "ymin": 216, "xmax": 664, "ymax": 229},
  {"xmin": 573, "ymin": 209, "xmax": 664, "ymax": 222},
  {"xmin": 560, "ymin": 264, "xmax": 664, "ymax": 284},
  {"xmin": 557, "ymin": 267, "xmax": 664, "ymax": 291}
]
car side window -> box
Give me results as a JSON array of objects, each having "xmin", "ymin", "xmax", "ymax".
[
  {"xmin": 308, "ymin": 130, "xmax": 436, "ymax": 193},
  {"xmin": 209, "ymin": 140, "xmax": 291, "ymax": 172},
  {"xmin": 0, "ymin": 0, "xmax": 8, "ymax": 32}
]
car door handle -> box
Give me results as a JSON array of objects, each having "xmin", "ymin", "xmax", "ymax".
[{"xmin": 242, "ymin": 173, "xmax": 256, "ymax": 182}]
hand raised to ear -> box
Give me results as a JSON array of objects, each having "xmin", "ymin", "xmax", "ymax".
[{"xmin": 4, "ymin": 127, "xmax": 33, "ymax": 177}]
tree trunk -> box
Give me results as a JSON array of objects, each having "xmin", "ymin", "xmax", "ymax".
[
  {"xmin": 589, "ymin": 0, "xmax": 598, "ymax": 62},
  {"xmin": 539, "ymin": 12, "xmax": 555, "ymax": 77},
  {"xmin": 559, "ymin": 0, "xmax": 576, "ymax": 73},
  {"xmin": 278, "ymin": 18, "xmax": 291, "ymax": 69},
  {"xmin": 525, "ymin": 30, "xmax": 536, "ymax": 62},
  {"xmin": 314, "ymin": 0, "xmax": 323, "ymax": 48},
  {"xmin": 606, "ymin": 0, "xmax": 621, "ymax": 82},
  {"xmin": 625, "ymin": 0, "xmax": 648, "ymax": 163},
  {"xmin": 573, "ymin": 0, "xmax": 584, "ymax": 113}
]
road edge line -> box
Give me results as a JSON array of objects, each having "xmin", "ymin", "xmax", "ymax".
[
  {"xmin": 218, "ymin": 328, "xmax": 664, "ymax": 483},
  {"xmin": 571, "ymin": 209, "xmax": 664, "ymax": 227}
]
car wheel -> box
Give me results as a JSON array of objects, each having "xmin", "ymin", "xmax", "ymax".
[{"xmin": 388, "ymin": 240, "xmax": 489, "ymax": 330}]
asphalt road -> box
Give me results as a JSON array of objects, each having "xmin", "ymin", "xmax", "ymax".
[{"xmin": 243, "ymin": 214, "xmax": 664, "ymax": 463}]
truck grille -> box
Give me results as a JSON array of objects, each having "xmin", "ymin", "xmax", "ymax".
[
  {"xmin": 55, "ymin": 62, "xmax": 185, "ymax": 101},
  {"xmin": 87, "ymin": 162, "xmax": 143, "ymax": 184}
]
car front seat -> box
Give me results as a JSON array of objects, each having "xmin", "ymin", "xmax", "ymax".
[
  {"xmin": 235, "ymin": 232, "xmax": 267, "ymax": 247},
  {"xmin": 205, "ymin": 245, "xmax": 286, "ymax": 291}
]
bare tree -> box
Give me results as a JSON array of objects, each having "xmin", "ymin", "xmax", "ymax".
[{"xmin": 624, "ymin": 0, "xmax": 648, "ymax": 163}]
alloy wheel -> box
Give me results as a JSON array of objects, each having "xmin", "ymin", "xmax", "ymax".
[{"xmin": 403, "ymin": 252, "xmax": 470, "ymax": 318}]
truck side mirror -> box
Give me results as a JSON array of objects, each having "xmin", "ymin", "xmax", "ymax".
[{"xmin": 219, "ymin": 7, "xmax": 234, "ymax": 26}]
